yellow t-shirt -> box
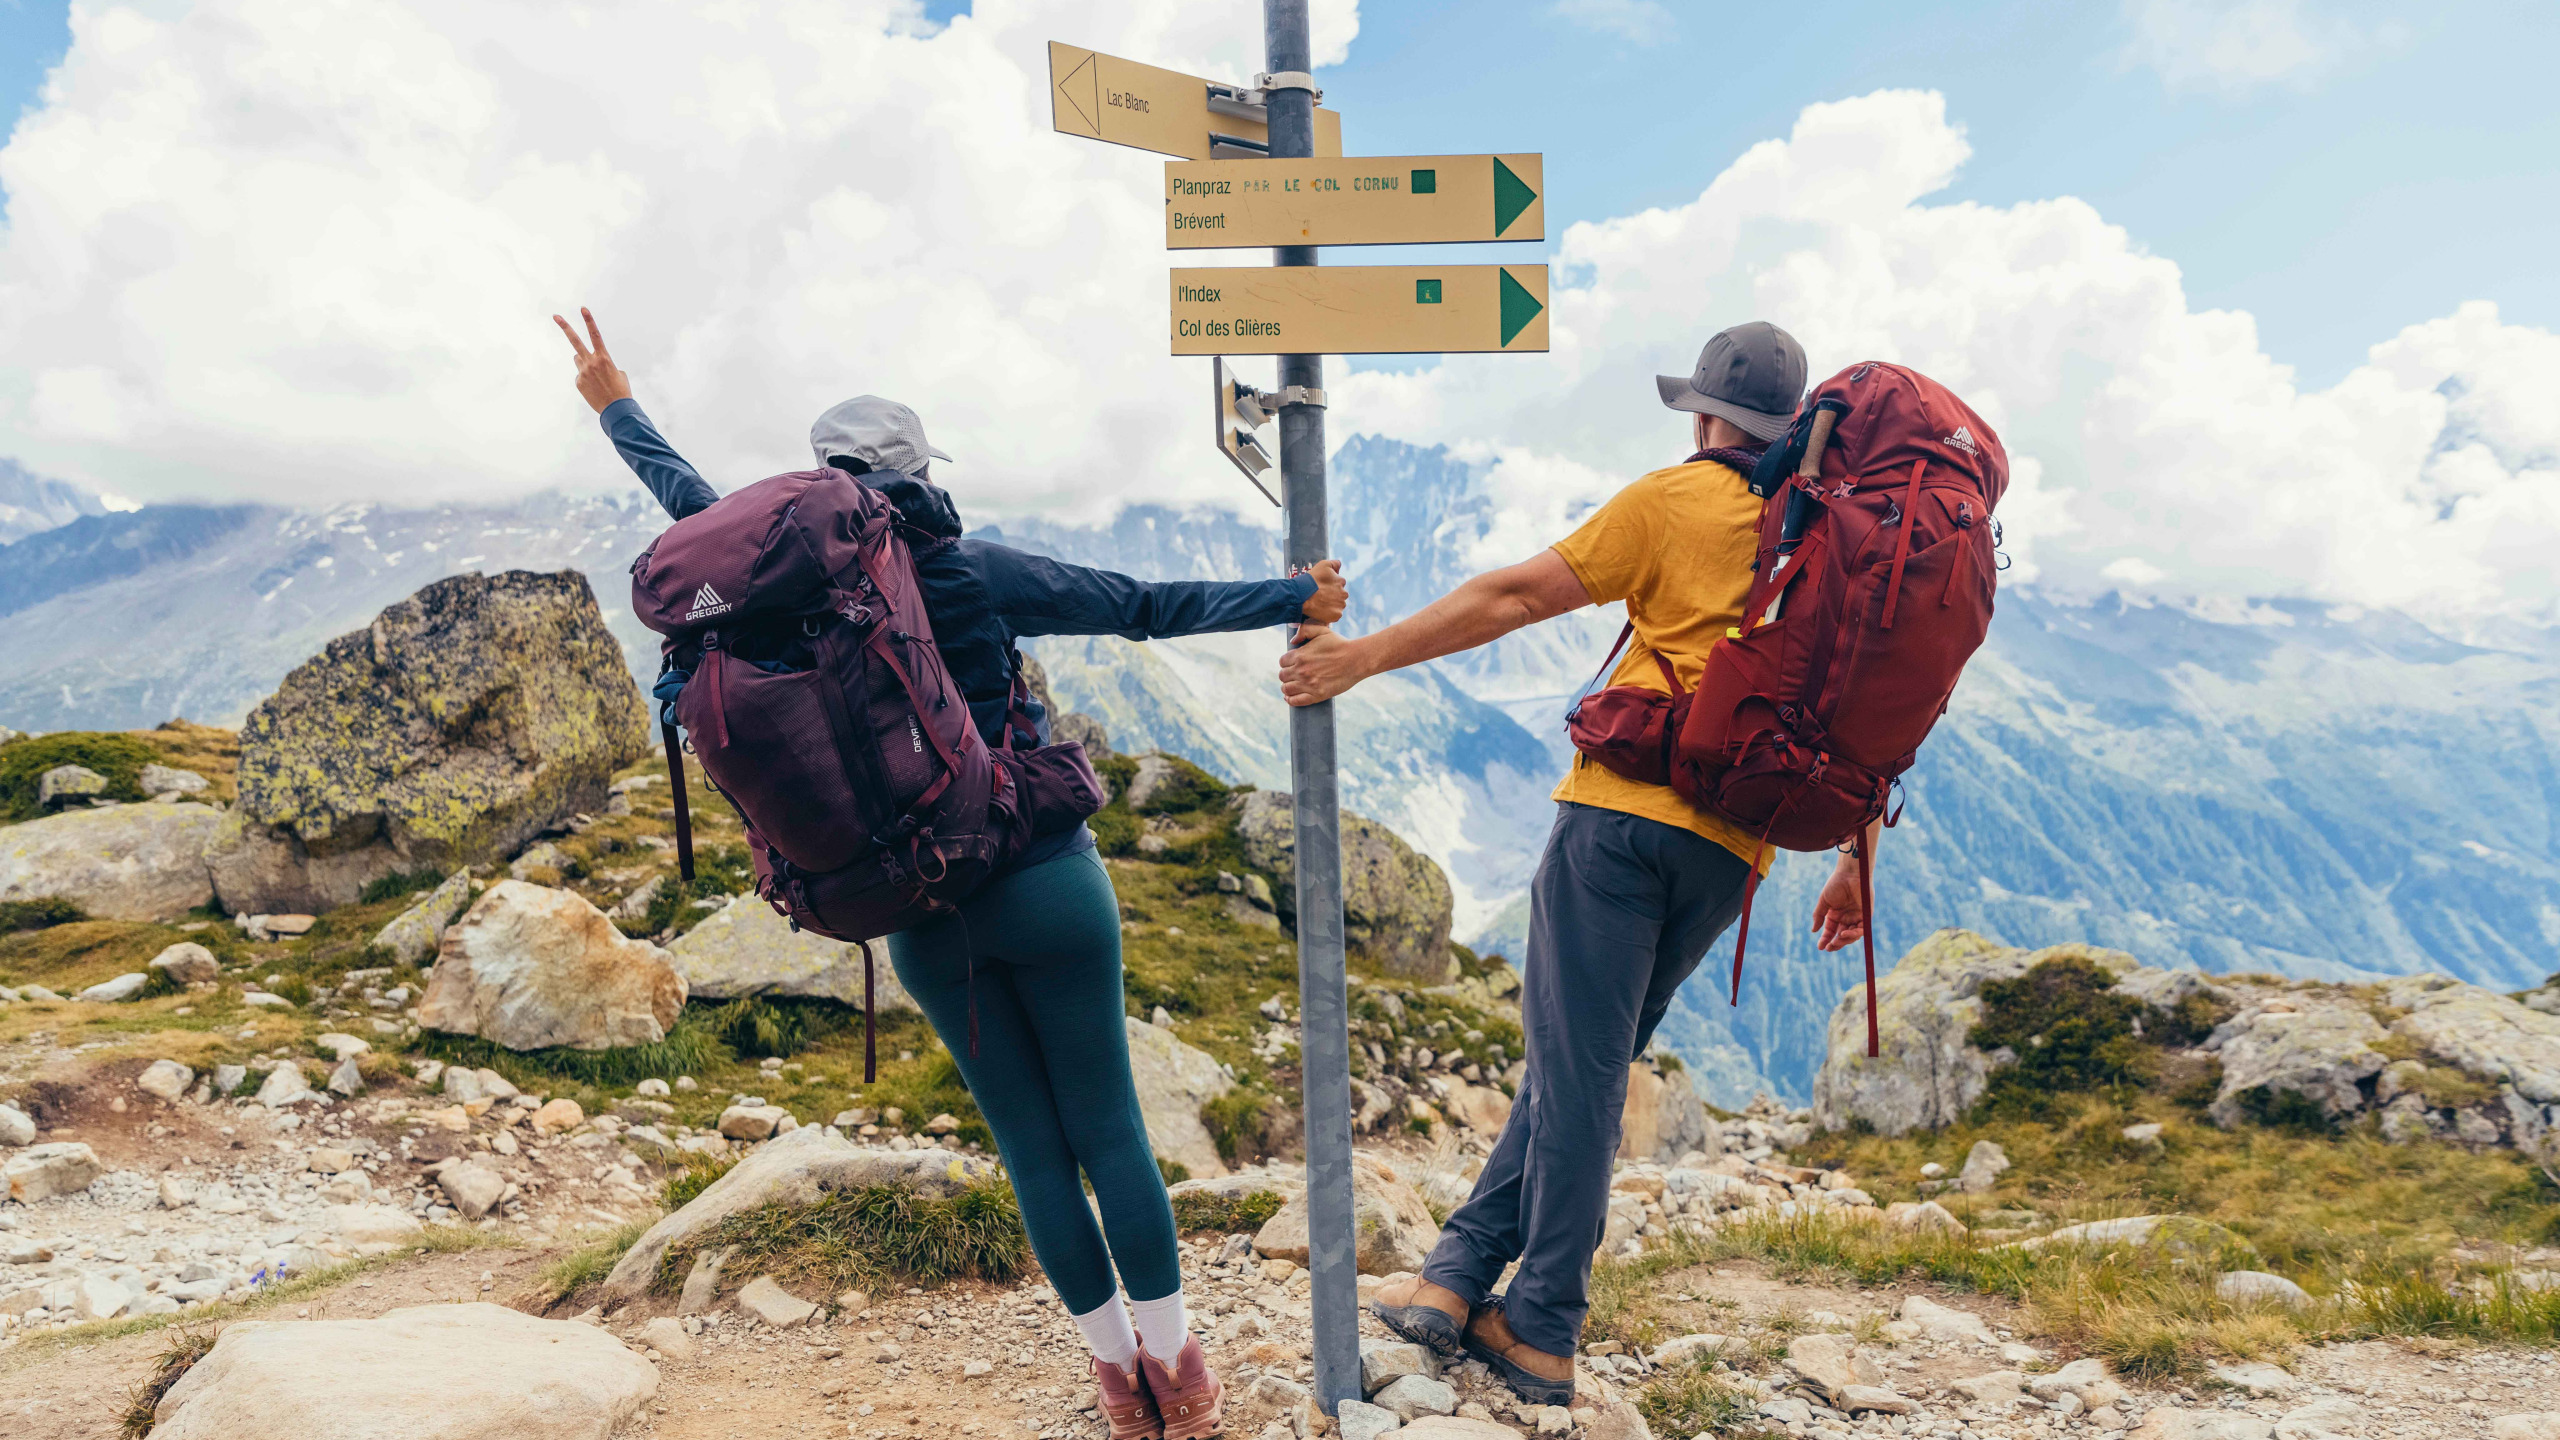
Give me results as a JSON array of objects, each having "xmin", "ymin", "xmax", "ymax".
[{"xmin": 1550, "ymin": 457, "xmax": 1767, "ymax": 869}]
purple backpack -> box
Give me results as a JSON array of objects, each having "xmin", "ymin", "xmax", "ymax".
[{"xmin": 631, "ymin": 469, "xmax": 1104, "ymax": 1073}]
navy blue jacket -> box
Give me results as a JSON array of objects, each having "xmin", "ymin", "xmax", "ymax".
[{"xmin": 603, "ymin": 398, "xmax": 1311, "ymax": 865}]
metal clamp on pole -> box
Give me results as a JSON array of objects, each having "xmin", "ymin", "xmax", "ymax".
[
  {"xmin": 1254, "ymin": 70, "xmax": 1322, "ymax": 99},
  {"xmin": 1276, "ymin": 385, "xmax": 1328, "ymax": 408}
]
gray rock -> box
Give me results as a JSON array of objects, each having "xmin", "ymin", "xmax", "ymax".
[
  {"xmin": 1255, "ymin": 1152, "xmax": 1439, "ymax": 1276},
  {"xmin": 139, "ymin": 764, "xmax": 210, "ymax": 798},
  {"xmin": 137, "ymin": 1059, "xmax": 195, "ymax": 1102},
  {"xmin": 328, "ymin": 1057, "xmax": 367, "ymax": 1097},
  {"xmin": 70, "ymin": 1272, "xmax": 134, "ymax": 1320},
  {"xmin": 718, "ymin": 1105, "xmax": 789, "ymax": 1141},
  {"xmin": 1958, "ymin": 1139, "xmax": 2010, "ymax": 1193},
  {"xmin": 148, "ymin": 942, "xmax": 221, "ymax": 986},
  {"xmin": 1898, "ymin": 1294, "xmax": 1995, "ymax": 1343},
  {"xmin": 374, "ymin": 871, "xmax": 473, "ymax": 966},
  {"xmin": 416, "ymin": 881, "xmax": 688, "ymax": 1051},
  {"xmin": 1124, "ymin": 1015, "xmax": 1236, "ymax": 1178},
  {"xmin": 3, "ymin": 1141, "xmax": 103, "ymax": 1202},
  {"xmin": 2210, "ymin": 1362, "xmax": 2296, "ymax": 1397},
  {"xmin": 666, "ymin": 896, "xmax": 918, "ymax": 1011},
  {"xmin": 0, "ymin": 801, "xmax": 222, "ymax": 921},
  {"xmin": 2383, "ymin": 975, "xmax": 2560, "ymax": 1106},
  {"xmin": 1123, "ymin": 754, "xmax": 1183, "ymax": 812},
  {"xmin": 1812, "ymin": 932, "xmax": 2136, "ymax": 1135},
  {"xmin": 678, "ymin": 1247, "xmax": 733, "ymax": 1314},
  {"xmin": 1361, "ymin": 1336, "xmax": 1437, "ymax": 1395},
  {"xmin": 210, "ymin": 570, "xmax": 650, "ymax": 915},
  {"xmin": 1373, "ymin": 1372, "xmax": 1459, "ymax": 1421},
  {"xmin": 1785, "ymin": 1333, "xmax": 1883, "ymax": 1403},
  {"xmin": 508, "ymin": 841, "xmax": 571, "ymax": 881},
  {"xmin": 255, "ymin": 1061, "xmax": 315, "ymax": 1107},
  {"xmin": 735, "ymin": 1275, "xmax": 817, "ymax": 1328},
  {"xmin": 148, "ymin": 1301, "xmax": 659, "ymax": 1439},
  {"xmin": 1620, "ymin": 1057, "xmax": 1709, "ymax": 1160},
  {"xmin": 2208, "ymin": 998, "xmax": 2388, "ymax": 1127},
  {"xmin": 0, "ymin": 1104, "xmax": 36, "ymax": 1146},
  {"xmin": 1338, "ymin": 1399, "xmax": 1403, "ymax": 1440},
  {"xmin": 601, "ymin": 1127, "xmax": 999, "ymax": 1301},
  {"xmin": 77, "ymin": 972, "xmax": 151, "ymax": 1003},
  {"xmin": 211, "ymin": 1064, "xmax": 247, "ymax": 1096},
  {"xmin": 2217, "ymin": 1270, "xmax": 2313, "ymax": 1309},
  {"xmin": 1585, "ymin": 1402, "xmax": 1658, "ymax": 1440},
  {"xmin": 37, "ymin": 764, "xmax": 105, "ymax": 806},
  {"xmin": 1235, "ymin": 788, "xmax": 1455, "ymax": 981},
  {"xmin": 2274, "ymin": 1397, "xmax": 2367, "ymax": 1440},
  {"xmin": 639, "ymin": 1315, "xmax": 697, "ymax": 1360},
  {"xmin": 438, "ymin": 1161, "xmax": 506, "ymax": 1219}
]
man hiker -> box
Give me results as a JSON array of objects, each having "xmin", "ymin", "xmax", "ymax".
[{"xmin": 1275, "ymin": 321, "xmax": 1878, "ymax": 1403}]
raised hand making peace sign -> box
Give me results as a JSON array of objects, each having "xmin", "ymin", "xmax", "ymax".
[{"xmin": 551, "ymin": 307, "xmax": 634, "ymax": 415}]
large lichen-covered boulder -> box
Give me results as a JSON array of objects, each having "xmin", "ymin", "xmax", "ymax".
[
  {"xmin": 1811, "ymin": 931, "xmax": 2146, "ymax": 1135},
  {"xmin": 1252, "ymin": 1151, "xmax": 1440, "ymax": 1276},
  {"xmin": 600, "ymin": 1126, "xmax": 999, "ymax": 1301},
  {"xmin": 667, "ymin": 896, "xmax": 918, "ymax": 1012},
  {"xmin": 417, "ymin": 881, "xmax": 686, "ymax": 1051},
  {"xmin": 211, "ymin": 570, "xmax": 648, "ymax": 913},
  {"xmin": 0, "ymin": 801, "xmax": 220, "ymax": 921},
  {"xmin": 1234, "ymin": 788, "xmax": 1454, "ymax": 981}
]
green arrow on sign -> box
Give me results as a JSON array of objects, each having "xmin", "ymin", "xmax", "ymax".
[
  {"xmin": 1493, "ymin": 157, "xmax": 1538, "ymax": 239},
  {"xmin": 1499, "ymin": 267, "xmax": 1545, "ymax": 347}
]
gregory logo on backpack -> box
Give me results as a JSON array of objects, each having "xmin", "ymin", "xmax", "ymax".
[
  {"xmin": 1941, "ymin": 426, "xmax": 1981, "ymax": 457},
  {"xmin": 686, "ymin": 583, "xmax": 730, "ymax": 621}
]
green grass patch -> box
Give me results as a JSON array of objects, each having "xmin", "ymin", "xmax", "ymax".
[
  {"xmin": 614, "ymin": 844, "xmax": 754, "ymax": 938},
  {"xmin": 412, "ymin": 1008, "xmax": 730, "ymax": 1092},
  {"xmin": 532, "ymin": 1219, "xmax": 657, "ymax": 1306},
  {"xmin": 658, "ymin": 1179, "xmax": 1027, "ymax": 1295},
  {"xmin": 1635, "ymin": 1359, "xmax": 1766, "ymax": 1438},
  {"xmin": 0, "ymin": 897, "xmax": 87, "ymax": 933},
  {"xmin": 0, "ymin": 731, "xmax": 162, "ymax": 819},
  {"xmin": 119, "ymin": 1325, "xmax": 216, "ymax": 1438},
  {"xmin": 661, "ymin": 1153, "xmax": 742, "ymax": 1210},
  {"xmin": 358, "ymin": 869, "xmax": 449, "ymax": 905},
  {"xmin": 1170, "ymin": 1187, "xmax": 1285, "ymax": 1234}
]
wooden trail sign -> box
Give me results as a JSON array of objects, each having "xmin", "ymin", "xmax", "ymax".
[
  {"xmin": 1166, "ymin": 154, "xmax": 1542, "ymax": 248},
  {"xmin": 1170, "ymin": 264, "xmax": 1549, "ymax": 356},
  {"xmin": 1049, "ymin": 42, "xmax": 1342, "ymax": 161}
]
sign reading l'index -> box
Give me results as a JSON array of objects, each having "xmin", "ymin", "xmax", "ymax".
[
  {"xmin": 1049, "ymin": 42, "xmax": 1343, "ymax": 161},
  {"xmin": 1171, "ymin": 265, "xmax": 1549, "ymax": 356},
  {"xmin": 1165, "ymin": 154, "xmax": 1543, "ymax": 248}
]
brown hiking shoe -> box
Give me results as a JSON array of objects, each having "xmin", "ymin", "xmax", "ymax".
[
  {"xmin": 1369, "ymin": 1274, "xmax": 1470, "ymax": 1357},
  {"xmin": 1092, "ymin": 1356, "xmax": 1163, "ymax": 1440},
  {"xmin": 1137, "ymin": 1335, "xmax": 1225, "ymax": 1440},
  {"xmin": 1462, "ymin": 1297, "xmax": 1575, "ymax": 1406}
]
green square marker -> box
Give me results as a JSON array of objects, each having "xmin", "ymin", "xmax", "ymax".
[
  {"xmin": 1415, "ymin": 279, "xmax": 1443, "ymax": 305},
  {"xmin": 1411, "ymin": 168, "xmax": 1437, "ymax": 194}
]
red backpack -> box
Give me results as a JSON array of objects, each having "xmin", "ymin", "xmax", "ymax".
[
  {"xmin": 1568, "ymin": 362, "xmax": 2006, "ymax": 1053},
  {"xmin": 630, "ymin": 468, "xmax": 1105, "ymax": 1075}
]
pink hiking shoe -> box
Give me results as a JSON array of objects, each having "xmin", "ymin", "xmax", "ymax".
[
  {"xmin": 1093, "ymin": 1356, "xmax": 1164, "ymax": 1440},
  {"xmin": 1138, "ymin": 1335, "xmax": 1226, "ymax": 1439}
]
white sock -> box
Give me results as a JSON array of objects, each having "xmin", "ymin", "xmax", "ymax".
[
  {"xmin": 1128, "ymin": 1288, "xmax": 1190, "ymax": 1359},
  {"xmin": 1070, "ymin": 1294, "xmax": 1140, "ymax": 1368}
]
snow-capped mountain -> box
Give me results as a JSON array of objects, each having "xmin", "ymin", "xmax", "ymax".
[
  {"xmin": 0, "ymin": 459, "xmax": 114, "ymax": 546},
  {"xmin": 9, "ymin": 437, "xmax": 2557, "ymax": 1104}
]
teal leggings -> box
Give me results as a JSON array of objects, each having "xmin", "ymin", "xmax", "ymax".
[{"xmin": 886, "ymin": 848, "xmax": 1179, "ymax": 1312}]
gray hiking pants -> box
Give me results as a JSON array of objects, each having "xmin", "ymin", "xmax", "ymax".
[{"xmin": 1419, "ymin": 802, "xmax": 1752, "ymax": 1356}]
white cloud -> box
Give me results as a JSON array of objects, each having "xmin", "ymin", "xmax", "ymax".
[
  {"xmin": 1549, "ymin": 0, "xmax": 1675, "ymax": 43},
  {"xmin": 1332, "ymin": 89, "xmax": 2560, "ymax": 622},
  {"xmin": 0, "ymin": 0, "xmax": 1357, "ymax": 517},
  {"xmin": 2120, "ymin": 0, "xmax": 2387, "ymax": 92}
]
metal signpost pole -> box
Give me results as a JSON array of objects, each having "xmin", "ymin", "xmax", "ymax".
[{"xmin": 1263, "ymin": 0, "xmax": 1359, "ymax": 1416}]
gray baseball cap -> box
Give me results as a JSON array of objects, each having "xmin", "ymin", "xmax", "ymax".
[
  {"xmin": 1656, "ymin": 321, "xmax": 1808, "ymax": 442},
  {"xmin": 809, "ymin": 395, "xmax": 952, "ymax": 476}
]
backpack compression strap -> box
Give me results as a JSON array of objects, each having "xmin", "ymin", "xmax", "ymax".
[{"xmin": 661, "ymin": 721, "xmax": 695, "ymax": 883}]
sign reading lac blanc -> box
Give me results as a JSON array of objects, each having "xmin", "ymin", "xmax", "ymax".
[{"xmin": 1048, "ymin": 42, "xmax": 1343, "ymax": 161}]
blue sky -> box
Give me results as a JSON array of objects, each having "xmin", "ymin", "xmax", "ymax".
[{"xmin": 1, "ymin": 0, "xmax": 2551, "ymax": 388}]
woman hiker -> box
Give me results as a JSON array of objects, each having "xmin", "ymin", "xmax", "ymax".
[{"xmin": 556, "ymin": 309, "xmax": 1345, "ymax": 1439}]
